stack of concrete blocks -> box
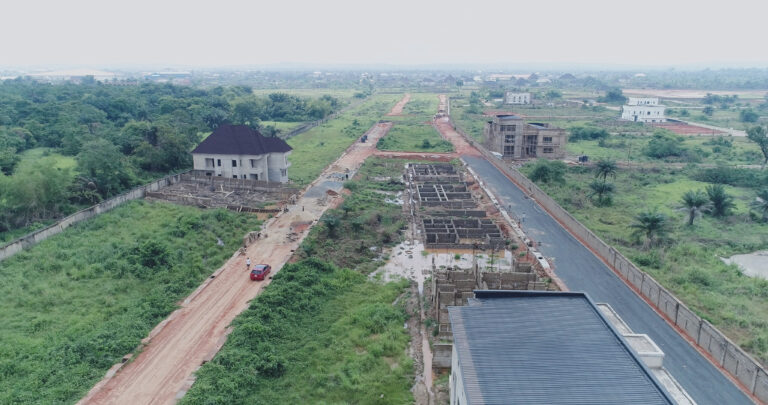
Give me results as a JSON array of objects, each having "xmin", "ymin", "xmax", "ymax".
[{"xmin": 433, "ymin": 268, "xmax": 477, "ymax": 340}]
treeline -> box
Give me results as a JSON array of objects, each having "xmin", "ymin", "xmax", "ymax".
[{"xmin": 0, "ymin": 79, "xmax": 340, "ymax": 233}]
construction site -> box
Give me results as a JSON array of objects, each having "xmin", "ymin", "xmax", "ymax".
[
  {"xmin": 395, "ymin": 163, "xmax": 554, "ymax": 347},
  {"xmin": 144, "ymin": 170, "xmax": 299, "ymax": 215}
]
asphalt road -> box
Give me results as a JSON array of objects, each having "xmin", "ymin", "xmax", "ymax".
[{"xmin": 463, "ymin": 155, "xmax": 753, "ymax": 405}]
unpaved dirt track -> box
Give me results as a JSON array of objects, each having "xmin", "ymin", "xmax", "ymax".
[
  {"xmin": 79, "ymin": 121, "xmax": 394, "ymax": 405},
  {"xmin": 386, "ymin": 93, "xmax": 411, "ymax": 116}
]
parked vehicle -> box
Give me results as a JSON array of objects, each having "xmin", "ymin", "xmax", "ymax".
[{"xmin": 249, "ymin": 264, "xmax": 272, "ymax": 281}]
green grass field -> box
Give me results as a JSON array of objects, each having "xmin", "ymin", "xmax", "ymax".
[
  {"xmin": 181, "ymin": 158, "xmax": 414, "ymax": 404},
  {"xmin": 377, "ymin": 124, "xmax": 453, "ymax": 153},
  {"xmin": 567, "ymin": 134, "xmax": 764, "ymax": 165},
  {"xmin": 667, "ymin": 107, "xmax": 768, "ymax": 131},
  {"xmin": 521, "ymin": 164, "xmax": 768, "ymax": 363},
  {"xmin": 16, "ymin": 147, "xmax": 78, "ymax": 173},
  {"xmin": 286, "ymin": 94, "xmax": 402, "ymax": 186},
  {"xmin": 0, "ymin": 201, "xmax": 261, "ymax": 403}
]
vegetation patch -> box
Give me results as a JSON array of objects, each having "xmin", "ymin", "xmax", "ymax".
[
  {"xmin": 376, "ymin": 123, "xmax": 453, "ymax": 153},
  {"xmin": 286, "ymin": 94, "xmax": 401, "ymax": 186},
  {"xmin": 182, "ymin": 158, "xmax": 415, "ymax": 404},
  {"xmin": 521, "ymin": 163, "xmax": 768, "ymax": 363},
  {"xmin": 0, "ymin": 200, "xmax": 261, "ymax": 404}
]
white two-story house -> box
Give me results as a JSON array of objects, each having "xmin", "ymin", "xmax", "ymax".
[{"xmin": 191, "ymin": 124, "xmax": 292, "ymax": 183}]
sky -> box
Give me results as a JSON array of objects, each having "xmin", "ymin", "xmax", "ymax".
[{"xmin": 1, "ymin": 0, "xmax": 767, "ymax": 69}]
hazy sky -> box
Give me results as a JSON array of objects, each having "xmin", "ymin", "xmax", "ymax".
[{"xmin": 2, "ymin": 0, "xmax": 767, "ymax": 68}]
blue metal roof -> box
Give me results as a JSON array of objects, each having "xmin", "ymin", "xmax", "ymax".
[{"xmin": 448, "ymin": 291, "xmax": 674, "ymax": 405}]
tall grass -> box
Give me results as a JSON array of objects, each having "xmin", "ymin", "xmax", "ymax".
[{"xmin": 0, "ymin": 200, "xmax": 261, "ymax": 403}]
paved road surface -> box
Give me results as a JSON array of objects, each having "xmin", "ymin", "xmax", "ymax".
[{"xmin": 463, "ymin": 155, "xmax": 753, "ymax": 405}]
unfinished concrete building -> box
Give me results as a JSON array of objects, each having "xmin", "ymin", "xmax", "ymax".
[
  {"xmin": 145, "ymin": 171, "xmax": 298, "ymax": 212},
  {"xmin": 483, "ymin": 114, "xmax": 567, "ymax": 160},
  {"xmin": 404, "ymin": 163, "xmax": 551, "ymax": 347}
]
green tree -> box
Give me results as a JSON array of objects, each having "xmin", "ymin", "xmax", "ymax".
[
  {"xmin": 702, "ymin": 106, "xmax": 715, "ymax": 116},
  {"xmin": 528, "ymin": 159, "xmax": 566, "ymax": 184},
  {"xmin": 594, "ymin": 158, "xmax": 617, "ymax": 182},
  {"xmin": 750, "ymin": 189, "xmax": 768, "ymax": 222},
  {"xmin": 739, "ymin": 109, "xmax": 759, "ymax": 123},
  {"xmin": 645, "ymin": 131, "xmax": 685, "ymax": 158},
  {"xmin": 588, "ymin": 180, "xmax": 615, "ymax": 206},
  {"xmin": 323, "ymin": 213, "xmax": 341, "ymax": 238},
  {"xmin": 747, "ymin": 125, "xmax": 768, "ymax": 170},
  {"xmin": 629, "ymin": 210, "xmax": 670, "ymax": 249},
  {"xmin": 705, "ymin": 184, "xmax": 735, "ymax": 217},
  {"xmin": 78, "ymin": 139, "xmax": 135, "ymax": 197},
  {"xmin": 680, "ymin": 190, "xmax": 709, "ymax": 226},
  {"xmin": 598, "ymin": 88, "xmax": 627, "ymax": 104}
]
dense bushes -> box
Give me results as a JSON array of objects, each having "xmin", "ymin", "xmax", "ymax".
[
  {"xmin": 0, "ymin": 201, "xmax": 261, "ymax": 403},
  {"xmin": 693, "ymin": 165, "xmax": 768, "ymax": 188},
  {"xmin": 644, "ymin": 131, "xmax": 686, "ymax": 158},
  {"xmin": 569, "ymin": 126, "xmax": 609, "ymax": 141}
]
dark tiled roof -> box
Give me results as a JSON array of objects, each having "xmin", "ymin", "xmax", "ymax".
[
  {"xmin": 191, "ymin": 124, "xmax": 292, "ymax": 155},
  {"xmin": 448, "ymin": 291, "xmax": 673, "ymax": 405}
]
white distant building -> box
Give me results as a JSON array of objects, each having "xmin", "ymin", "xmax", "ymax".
[
  {"xmin": 504, "ymin": 92, "xmax": 531, "ymax": 105},
  {"xmin": 622, "ymin": 97, "xmax": 666, "ymax": 123}
]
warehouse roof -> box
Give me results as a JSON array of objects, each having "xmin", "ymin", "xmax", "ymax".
[
  {"xmin": 191, "ymin": 124, "xmax": 292, "ymax": 155},
  {"xmin": 448, "ymin": 291, "xmax": 674, "ymax": 405}
]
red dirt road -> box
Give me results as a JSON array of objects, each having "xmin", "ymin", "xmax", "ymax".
[
  {"xmin": 386, "ymin": 93, "xmax": 411, "ymax": 116},
  {"xmin": 79, "ymin": 122, "xmax": 394, "ymax": 405},
  {"xmin": 434, "ymin": 95, "xmax": 481, "ymax": 157}
]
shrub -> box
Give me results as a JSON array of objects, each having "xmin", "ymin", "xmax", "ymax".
[
  {"xmin": 569, "ymin": 126, "xmax": 609, "ymax": 142},
  {"xmin": 644, "ymin": 131, "xmax": 685, "ymax": 158},
  {"xmin": 528, "ymin": 159, "xmax": 566, "ymax": 184}
]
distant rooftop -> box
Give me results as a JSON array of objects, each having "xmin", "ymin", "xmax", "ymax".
[{"xmin": 449, "ymin": 291, "xmax": 674, "ymax": 405}]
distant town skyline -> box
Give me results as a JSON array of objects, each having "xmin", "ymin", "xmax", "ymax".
[{"xmin": 2, "ymin": 0, "xmax": 767, "ymax": 69}]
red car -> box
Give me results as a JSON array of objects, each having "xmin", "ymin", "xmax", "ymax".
[{"xmin": 250, "ymin": 264, "xmax": 272, "ymax": 281}]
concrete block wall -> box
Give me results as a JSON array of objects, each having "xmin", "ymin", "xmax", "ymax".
[
  {"xmin": 432, "ymin": 344, "xmax": 453, "ymax": 369},
  {"xmin": 465, "ymin": 136, "xmax": 768, "ymax": 402},
  {"xmin": 0, "ymin": 172, "xmax": 186, "ymax": 262}
]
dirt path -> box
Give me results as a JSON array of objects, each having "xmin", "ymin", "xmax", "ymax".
[
  {"xmin": 386, "ymin": 93, "xmax": 411, "ymax": 116},
  {"xmin": 79, "ymin": 122, "xmax": 394, "ymax": 405},
  {"xmin": 435, "ymin": 95, "xmax": 481, "ymax": 157}
]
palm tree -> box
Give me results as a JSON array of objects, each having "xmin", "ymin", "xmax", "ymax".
[
  {"xmin": 680, "ymin": 190, "xmax": 709, "ymax": 226},
  {"xmin": 750, "ymin": 189, "xmax": 768, "ymax": 221},
  {"xmin": 594, "ymin": 158, "xmax": 618, "ymax": 182},
  {"xmin": 630, "ymin": 210, "xmax": 669, "ymax": 249},
  {"xmin": 705, "ymin": 184, "xmax": 735, "ymax": 217},
  {"xmin": 588, "ymin": 180, "xmax": 615, "ymax": 206}
]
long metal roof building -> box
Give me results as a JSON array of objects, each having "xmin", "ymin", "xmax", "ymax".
[{"xmin": 448, "ymin": 291, "xmax": 675, "ymax": 405}]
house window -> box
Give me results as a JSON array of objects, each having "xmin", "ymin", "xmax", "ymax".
[
  {"xmin": 250, "ymin": 174, "xmax": 259, "ymax": 180},
  {"xmin": 543, "ymin": 137, "xmax": 553, "ymax": 143},
  {"xmin": 250, "ymin": 159, "xmax": 257, "ymax": 168},
  {"xmin": 280, "ymin": 169, "xmax": 287, "ymax": 177},
  {"xmin": 233, "ymin": 175, "xmax": 237, "ymax": 179},
  {"xmin": 543, "ymin": 147, "xmax": 554, "ymax": 153},
  {"xmin": 232, "ymin": 160, "xmax": 237, "ymax": 167},
  {"xmin": 217, "ymin": 159, "xmax": 221, "ymax": 167},
  {"xmin": 505, "ymin": 135, "xmax": 514, "ymax": 143},
  {"xmin": 205, "ymin": 172, "xmax": 212, "ymax": 176},
  {"xmin": 205, "ymin": 158, "xmax": 214, "ymax": 168},
  {"xmin": 504, "ymin": 145, "xmax": 514, "ymax": 156}
]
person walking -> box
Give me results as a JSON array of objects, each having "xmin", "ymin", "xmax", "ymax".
[{"xmin": 246, "ymin": 257, "xmax": 251, "ymax": 271}]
